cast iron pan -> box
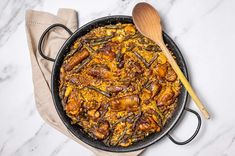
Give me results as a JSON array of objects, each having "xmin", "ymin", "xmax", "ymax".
[{"xmin": 38, "ymin": 15, "xmax": 201, "ymax": 152}]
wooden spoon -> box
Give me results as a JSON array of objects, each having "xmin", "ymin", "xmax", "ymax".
[{"xmin": 132, "ymin": 2, "xmax": 210, "ymax": 119}]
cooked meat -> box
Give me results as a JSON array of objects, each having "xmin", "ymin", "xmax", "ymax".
[
  {"xmin": 59, "ymin": 23, "xmax": 181, "ymax": 147},
  {"xmin": 64, "ymin": 49, "xmax": 90, "ymax": 71},
  {"xmin": 87, "ymin": 64, "xmax": 112, "ymax": 80},
  {"xmin": 106, "ymin": 85, "xmax": 127, "ymax": 93},
  {"xmin": 109, "ymin": 95, "xmax": 140, "ymax": 112}
]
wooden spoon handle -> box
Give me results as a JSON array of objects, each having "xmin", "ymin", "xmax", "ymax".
[{"xmin": 159, "ymin": 43, "xmax": 210, "ymax": 119}]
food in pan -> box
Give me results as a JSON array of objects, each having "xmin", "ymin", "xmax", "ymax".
[{"xmin": 59, "ymin": 23, "xmax": 181, "ymax": 147}]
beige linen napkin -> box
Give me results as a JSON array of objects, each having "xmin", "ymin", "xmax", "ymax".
[{"xmin": 25, "ymin": 9, "xmax": 143, "ymax": 156}]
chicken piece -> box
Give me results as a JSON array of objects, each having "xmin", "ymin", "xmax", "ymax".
[
  {"xmin": 99, "ymin": 44, "xmax": 116, "ymax": 60},
  {"xmin": 138, "ymin": 115, "xmax": 160, "ymax": 132},
  {"xmin": 65, "ymin": 98, "xmax": 82, "ymax": 116},
  {"xmin": 147, "ymin": 81, "xmax": 162, "ymax": 98},
  {"xmin": 165, "ymin": 67, "xmax": 177, "ymax": 82},
  {"xmin": 65, "ymin": 90, "xmax": 83, "ymax": 116},
  {"xmin": 156, "ymin": 64, "xmax": 168, "ymax": 77},
  {"xmin": 64, "ymin": 49, "xmax": 90, "ymax": 71},
  {"xmin": 91, "ymin": 121, "xmax": 110, "ymax": 140},
  {"xmin": 87, "ymin": 64, "xmax": 113, "ymax": 80},
  {"xmin": 109, "ymin": 95, "xmax": 140, "ymax": 112},
  {"xmin": 157, "ymin": 87, "xmax": 175, "ymax": 106}
]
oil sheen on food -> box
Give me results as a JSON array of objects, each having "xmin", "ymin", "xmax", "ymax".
[{"xmin": 59, "ymin": 23, "xmax": 181, "ymax": 147}]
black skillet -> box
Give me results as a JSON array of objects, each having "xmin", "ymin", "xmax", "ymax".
[{"xmin": 38, "ymin": 15, "xmax": 201, "ymax": 152}]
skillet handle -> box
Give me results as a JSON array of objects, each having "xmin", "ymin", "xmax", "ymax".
[
  {"xmin": 38, "ymin": 23, "xmax": 73, "ymax": 62},
  {"xmin": 167, "ymin": 108, "xmax": 201, "ymax": 145}
]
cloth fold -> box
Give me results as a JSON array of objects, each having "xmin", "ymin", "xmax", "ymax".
[{"xmin": 25, "ymin": 8, "xmax": 143, "ymax": 156}]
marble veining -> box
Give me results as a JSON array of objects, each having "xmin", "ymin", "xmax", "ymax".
[
  {"xmin": 0, "ymin": 0, "xmax": 235, "ymax": 156},
  {"xmin": 0, "ymin": 0, "xmax": 43, "ymax": 47},
  {"xmin": 0, "ymin": 65, "xmax": 16, "ymax": 83},
  {"xmin": 11, "ymin": 124, "xmax": 47, "ymax": 155},
  {"xmin": 194, "ymin": 127, "xmax": 235, "ymax": 156},
  {"xmin": 164, "ymin": 0, "xmax": 226, "ymax": 39},
  {"xmin": 49, "ymin": 139, "xmax": 70, "ymax": 156}
]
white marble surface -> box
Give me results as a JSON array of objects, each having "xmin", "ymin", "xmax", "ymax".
[{"xmin": 0, "ymin": 0, "xmax": 235, "ymax": 155}]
